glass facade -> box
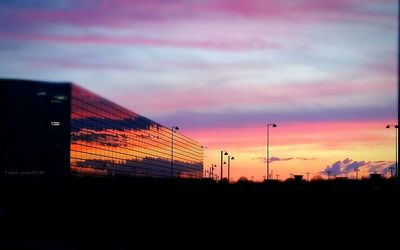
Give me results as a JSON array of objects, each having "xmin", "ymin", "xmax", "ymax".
[
  {"xmin": 1, "ymin": 79, "xmax": 203, "ymax": 179},
  {"xmin": 70, "ymin": 85, "xmax": 203, "ymax": 178}
]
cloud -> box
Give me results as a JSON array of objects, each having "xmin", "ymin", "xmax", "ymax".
[
  {"xmin": 322, "ymin": 158, "xmax": 395, "ymax": 177},
  {"xmin": 120, "ymin": 80, "xmax": 395, "ymax": 114},
  {"xmin": 1, "ymin": 0, "xmax": 395, "ymax": 30},
  {"xmin": 270, "ymin": 157, "xmax": 293, "ymax": 163},
  {"xmin": 254, "ymin": 156, "xmax": 316, "ymax": 163},
  {"xmin": 0, "ymin": 0, "xmax": 395, "ymax": 54},
  {"xmin": 342, "ymin": 158, "xmax": 352, "ymax": 165},
  {"xmin": 296, "ymin": 157, "xmax": 317, "ymax": 161},
  {"xmin": 155, "ymin": 103, "xmax": 397, "ymax": 130},
  {"xmin": 0, "ymin": 31, "xmax": 281, "ymax": 51}
]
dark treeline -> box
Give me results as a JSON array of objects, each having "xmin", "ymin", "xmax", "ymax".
[{"xmin": 0, "ymin": 176, "xmax": 399, "ymax": 249}]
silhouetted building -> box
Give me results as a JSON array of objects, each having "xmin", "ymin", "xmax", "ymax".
[
  {"xmin": 369, "ymin": 173, "xmax": 382, "ymax": 180},
  {"xmin": 0, "ymin": 79, "xmax": 203, "ymax": 178},
  {"xmin": 293, "ymin": 175, "xmax": 303, "ymax": 181}
]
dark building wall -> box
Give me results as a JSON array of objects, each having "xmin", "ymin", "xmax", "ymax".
[
  {"xmin": 70, "ymin": 84, "xmax": 203, "ymax": 178},
  {"xmin": 0, "ymin": 79, "xmax": 71, "ymax": 177}
]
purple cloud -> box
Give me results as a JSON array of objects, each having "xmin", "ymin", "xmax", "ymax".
[
  {"xmin": 1, "ymin": 0, "xmax": 395, "ymax": 30},
  {"xmin": 323, "ymin": 158, "xmax": 395, "ymax": 177},
  {"xmin": 156, "ymin": 102, "xmax": 397, "ymax": 130},
  {"xmin": 254, "ymin": 156, "xmax": 316, "ymax": 163}
]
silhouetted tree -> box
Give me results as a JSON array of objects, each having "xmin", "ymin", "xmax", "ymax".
[
  {"xmin": 219, "ymin": 177, "xmax": 229, "ymax": 184},
  {"xmin": 237, "ymin": 176, "xmax": 249, "ymax": 183},
  {"xmin": 311, "ymin": 175, "xmax": 323, "ymax": 181}
]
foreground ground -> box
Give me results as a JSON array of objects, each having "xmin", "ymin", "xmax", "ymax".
[{"xmin": 0, "ymin": 177, "xmax": 399, "ymax": 249}]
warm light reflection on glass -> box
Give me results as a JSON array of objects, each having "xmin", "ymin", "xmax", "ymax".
[{"xmin": 70, "ymin": 85, "xmax": 203, "ymax": 178}]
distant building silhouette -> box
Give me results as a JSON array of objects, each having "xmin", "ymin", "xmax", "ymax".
[
  {"xmin": 0, "ymin": 79, "xmax": 203, "ymax": 178},
  {"xmin": 369, "ymin": 173, "xmax": 382, "ymax": 180},
  {"xmin": 293, "ymin": 175, "xmax": 303, "ymax": 181}
]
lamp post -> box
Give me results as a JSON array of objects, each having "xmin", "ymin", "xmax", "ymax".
[
  {"xmin": 170, "ymin": 126, "xmax": 179, "ymax": 178},
  {"xmin": 386, "ymin": 124, "xmax": 398, "ymax": 178},
  {"xmin": 354, "ymin": 168, "xmax": 360, "ymax": 180},
  {"xmin": 228, "ymin": 156, "xmax": 234, "ymax": 183},
  {"xmin": 210, "ymin": 164, "xmax": 216, "ymax": 179},
  {"xmin": 266, "ymin": 123, "xmax": 277, "ymax": 180},
  {"xmin": 389, "ymin": 166, "xmax": 395, "ymax": 178},
  {"xmin": 327, "ymin": 170, "xmax": 331, "ymax": 180},
  {"xmin": 220, "ymin": 151, "xmax": 228, "ymax": 181},
  {"xmin": 305, "ymin": 172, "xmax": 310, "ymax": 181}
]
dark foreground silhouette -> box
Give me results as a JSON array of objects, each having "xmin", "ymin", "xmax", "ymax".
[{"xmin": 0, "ymin": 177, "xmax": 399, "ymax": 249}]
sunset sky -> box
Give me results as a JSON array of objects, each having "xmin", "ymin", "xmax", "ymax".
[{"xmin": 0, "ymin": 0, "xmax": 398, "ymax": 181}]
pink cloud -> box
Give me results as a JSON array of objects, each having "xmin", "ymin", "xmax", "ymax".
[
  {"xmin": 272, "ymin": 120, "xmax": 398, "ymax": 151},
  {"xmin": 114, "ymin": 81, "xmax": 395, "ymax": 113},
  {"xmin": 210, "ymin": 0, "xmax": 396, "ymax": 22},
  {"xmin": 1, "ymin": 0, "xmax": 394, "ymax": 29},
  {"xmin": 1, "ymin": 0, "xmax": 395, "ymax": 54},
  {"xmin": 0, "ymin": 31, "xmax": 281, "ymax": 51},
  {"xmin": 183, "ymin": 120, "xmax": 397, "ymax": 150}
]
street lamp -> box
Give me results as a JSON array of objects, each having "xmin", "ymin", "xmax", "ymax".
[
  {"xmin": 228, "ymin": 156, "xmax": 234, "ymax": 183},
  {"xmin": 220, "ymin": 151, "xmax": 228, "ymax": 181},
  {"xmin": 210, "ymin": 164, "xmax": 216, "ymax": 180},
  {"xmin": 171, "ymin": 126, "xmax": 179, "ymax": 178},
  {"xmin": 326, "ymin": 170, "xmax": 332, "ymax": 180},
  {"xmin": 208, "ymin": 164, "xmax": 216, "ymax": 179},
  {"xmin": 354, "ymin": 168, "xmax": 360, "ymax": 180},
  {"xmin": 305, "ymin": 172, "xmax": 310, "ymax": 181},
  {"xmin": 266, "ymin": 123, "xmax": 277, "ymax": 180},
  {"xmin": 389, "ymin": 166, "xmax": 395, "ymax": 178},
  {"xmin": 386, "ymin": 124, "xmax": 398, "ymax": 178}
]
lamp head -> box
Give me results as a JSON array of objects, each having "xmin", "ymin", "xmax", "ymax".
[
  {"xmin": 386, "ymin": 125, "xmax": 390, "ymax": 128},
  {"xmin": 224, "ymin": 152, "xmax": 228, "ymax": 156},
  {"xmin": 272, "ymin": 124, "xmax": 277, "ymax": 127},
  {"xmin": 231, "ymin": 157, "xmax": 235, "ymax": 160},
  {"xmin": 396, "ymin": 125, "xmax": 398, "ymax": 128}
]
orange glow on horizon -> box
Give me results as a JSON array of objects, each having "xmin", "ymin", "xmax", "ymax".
[{"xmin": 184, "ymin": 120, "xmax": 397, "ymax": 181}]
